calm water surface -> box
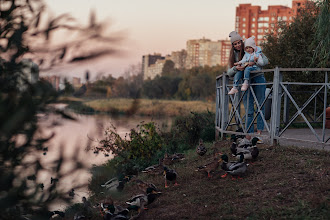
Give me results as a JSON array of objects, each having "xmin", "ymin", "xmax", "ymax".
[{"xmin": 37, "ymin": 111, "xmax": 171, "ymax": 210}]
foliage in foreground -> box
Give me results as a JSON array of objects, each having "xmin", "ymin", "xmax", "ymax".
[
  {"xmin": 0, "ymin": 0, "xmax": 122, "ymax": 218},
  {"xmin": 88, "ymin": 111, "xmax": 215, "ymax": 194}
]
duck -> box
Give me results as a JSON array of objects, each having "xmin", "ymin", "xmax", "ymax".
[
  {"xmin": 162, "ymin": 152, "xmax": 185, "ymax": 165},
  {"xmin": 132, "ymin": 179, "xmax": 158, "ymax": 193},
  {"xmin": 233, "ymin": 137, "xmax": 259, "ymax": 162},
  {"xmin": 101, "ymin": 197, "xmax": 130, "ymax": 220},
  {"xmin": 195, "ymin": 153, "xmax": 222, "ymax": 178},
  {"xmin": 163, "ymin": 166, "xmax": 179, "ymax": 188},
  {"xmin": 142, "ymin": 159, "xmax": 164, "ymax": 176},
  {"xmin": 220, "ymin": 154, "xmax": 248, "ymax": 179},
  {"xmin": 126, "ymin": 187, "xmax": 162, "ymax": 212},
  {"xmin": 101, "ymin": 175, "xmax": 131, "ymax": 192},
  {"xmin": 231, "ymin": 137, "xmax": 258, "ymax": 154},
  {"xmin": 196, "ymin": 139, "xmax": 207, "ymax": 156}
]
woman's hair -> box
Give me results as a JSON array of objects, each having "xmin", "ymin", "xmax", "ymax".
[{"xmin": 228, "ymin": 40, "xmax": 245, "ymax": 68}]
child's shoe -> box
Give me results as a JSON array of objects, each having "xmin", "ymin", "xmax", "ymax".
[
  {"xmin": 228, "ymin": 87, "xmax": 238, "ymax": 95},
  {"xmin": 241, "ymin": 82, "xmax": 249, "ymax": 91}
]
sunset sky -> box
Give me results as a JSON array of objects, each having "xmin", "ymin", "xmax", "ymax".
[{"xmin": 44, "ymin": 0, "xmax": 294, "ymax": 80}]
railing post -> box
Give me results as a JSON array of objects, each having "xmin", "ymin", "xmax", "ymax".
[
  {"xmin": 322, "ymin": 71, "xmax": 328, "ymax": 143},
  {"xmin": 271, "ymin": 66, "xmax": 282, "ymax": 145},
  {"xmin": 283, "ymin": 84, "xmax": 290, "ymax": 124},
  {"xmin": 215, "ymin": 77, "xmax": 221, "ymax": 141},
  {"xmin": 221, "ymin": 73, "xmax": 229, "ymax": 140}
]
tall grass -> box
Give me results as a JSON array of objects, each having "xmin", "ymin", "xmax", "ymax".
[{"xmin": 84, "ymin": 98, "xmax": 215, "ymax": 116}]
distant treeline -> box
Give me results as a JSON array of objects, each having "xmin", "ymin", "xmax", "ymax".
[{"xmin": 71, "ymin": 63, "xmax": 227, "ymax": 101}]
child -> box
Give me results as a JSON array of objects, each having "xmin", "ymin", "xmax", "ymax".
[{"xmin": 228, "ymin": 36, "xmax": 264, "ymax": 95}]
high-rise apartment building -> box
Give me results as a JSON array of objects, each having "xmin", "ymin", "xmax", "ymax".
[
  {"xmin": 142, "ymin": 53, "xmax": 164, "ymax": 80},
  {"xmin": 235, "ymin": 0, "xmax": 308, "ymax": 45},
  {"xmin": 171, "ymin": 50, "xmax": 187, "ymax": 69},
  {"xmin": 186, "ymin": 38, "xmax": 231, "ymax": 69}
]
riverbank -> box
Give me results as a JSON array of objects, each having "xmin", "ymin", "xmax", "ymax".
[
  {"xmin": 59, "ymin": 97, "xmax": 215, "ymax": 117},
  {"xmin": 65, "ymin": 139, "xmax": 329, "ymax": 219}
]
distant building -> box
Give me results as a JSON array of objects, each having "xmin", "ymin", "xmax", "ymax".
[
  {"xmin": 42, "ymin": 75, "xmax": 60, "ymax": 90},
  {"xmin": 219, "ymin": 40, "xmax": 231, "ymax": 66},
  {"xmin": 235, "ymin": 0, "xmax": 308, "ymax": 45},
  {"xmin": 186, "ymin": 38, "xmax": 231, "ymax": 68},
  {"xmin": 171, "ymin": 50, "xmax": 187, "ymax": 69},
  {"xmin": 72, "ymin": 77, "xmax": 81, "ymax": 88},
  {"xmin": 142, "ymin": 54, "xmax": 164, "ymax": 80}
]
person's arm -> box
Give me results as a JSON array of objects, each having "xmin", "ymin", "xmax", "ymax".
[
  {"xmin": 227, "ymin": 65, "xmax": 238, "ymax": 77},
  {"xmin": 256, "ymin": 53, "xmax": 268, "ymax": 67}
]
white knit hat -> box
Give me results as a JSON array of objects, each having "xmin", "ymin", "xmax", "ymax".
[
  {"xmin": 244, "ymin": 36, "xmax": 256, "ymax": 51},
  {"xmin": 229, "ymin": 31, "xmax": 243, "ymax": 44}
]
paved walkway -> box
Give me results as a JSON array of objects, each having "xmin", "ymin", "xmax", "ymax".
[{"xmin": 260, "ymin": 128, "xmax": 330, "ymax": 151}]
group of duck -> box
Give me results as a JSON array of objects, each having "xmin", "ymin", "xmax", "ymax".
[
  {"xmin": 96, "ymin": 135, "xmax": 260, "ymax": 219},
  {"xmin": 95, "ymin": 152, "xmax": 184, "ymax": 219},
  {"xmin": 196, "ymin": 136, "xmax": 260, "ymax": 179}
]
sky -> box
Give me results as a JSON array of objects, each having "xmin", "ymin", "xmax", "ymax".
[{"xmin": 44, "ymin": 0, "xmax": 294, "ymax": 80}]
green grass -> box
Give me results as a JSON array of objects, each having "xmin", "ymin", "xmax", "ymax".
[
  {"xmin": 80, "ymin": 98, "xmax": 216, "ymax": 116},
  {"xmin": 67, "ymin": 140, "xmax": 329, "ymax": 219}
]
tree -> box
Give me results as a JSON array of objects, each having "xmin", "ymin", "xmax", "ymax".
[
  {"xmin": 311, "ymin": 0, "xmax": 330, "ymax": 67},
  {"xmin": 0, "ymin": 0, "xmax": 124, "ymax": 218},
  {"xmin": 262, "ymin": 1, "xmax": 319, "ymax": 69}
]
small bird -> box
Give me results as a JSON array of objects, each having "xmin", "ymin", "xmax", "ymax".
[
  {"xmin": 196, "ymin": 153, "xmax": 222, "ymax": 178},
  {"xmin": 196, "ymin": 139, "xmax": 207, "ymax": 156},
  {"xmin": 163, "ymin": 166, "xmax": 179, "ymax": 188}
]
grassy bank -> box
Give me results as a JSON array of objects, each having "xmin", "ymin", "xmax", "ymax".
[
  {"xmin": 80, "ymin": 140, "xmax": 329, "ymax": 220},
  {"xmin": 82, "ymin": 98, "xmax": 215, "ymax": 116}
]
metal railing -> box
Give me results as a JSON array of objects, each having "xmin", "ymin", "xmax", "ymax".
[{"xmin": 215, "ymin": 67, "xmax": 330, "ymax": 148}]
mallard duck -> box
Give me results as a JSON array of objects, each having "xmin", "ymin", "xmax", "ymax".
[
  {"xmin": 196, "ymin": 153, "xmax": 222, "ymax": 178},
  {"xmin": 220, "ymin": 154, "xmax": 248, "ymax": 179},
  {"xmin": 233, "ymin": 137, "xmax": 259, "ymax": 162},
  {"xmin": 163, "ymin": 166, "xmax": 179, "ymax": 188},
  {"xmin": 162, "ymin": 153, "xmax": 185, "ymax": 165},
  {"xmin": 133, "ymin": 179, "xmax": 158, "ymax": 193},
  {"xmin": 101, "ymin": 175, "xmax": 131, "ymax": 192},
  {"xmin": 142, "ymin": 159, "xmax": 164, "ymax": 176},
  {"xmin": 196, "ymin": 139, "xmax": 207, "ymax": 156},
  {"xmin": 126, "ymin": 187, "xmax": 162, "ymax": 212},
  {"xmin": 101, "ymin": 197, "xmax": 129, "ymax": 220}
]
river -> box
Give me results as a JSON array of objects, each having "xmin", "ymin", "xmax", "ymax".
[{"xmin": 36, "ymin": 109, "xmax": 172, "ymax": 210}]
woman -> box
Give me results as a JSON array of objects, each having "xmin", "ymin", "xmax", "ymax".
[{"xmin": 227, "ymin": 31, "xmax": 268, "ymax": 141}]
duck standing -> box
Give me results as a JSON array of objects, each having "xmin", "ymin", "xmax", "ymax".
[
  {"xmin": 163, "ymin": 166, "xmax": 179, "ymax": 188},
  {"xmin": 196, "ymin": 139, "xmax": 207, "ymax": 156},
  {"xmin": 195, "ymin": 153, "xmax": 222, "ymax": 178}
]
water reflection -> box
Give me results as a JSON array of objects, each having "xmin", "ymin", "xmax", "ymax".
[{"xmin": 37, "ymin": 112, "xmax": 171, "ymax": 210}]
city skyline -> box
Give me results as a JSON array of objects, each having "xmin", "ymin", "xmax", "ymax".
[{"xmin": 43, "ymin": 0, "xmax": 296, "ymax": 80}]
